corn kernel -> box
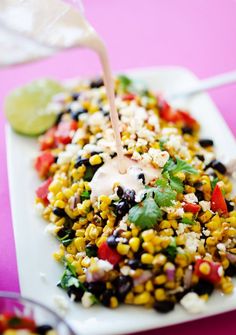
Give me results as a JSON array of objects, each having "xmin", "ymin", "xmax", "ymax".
[
  {"xmin": 49, "ymin": 180, "xmax": 63, "ymax": 194},
  {"xmin": 74, "ymin": 237, "xmax": 85, "ymax": 252},
  {"xmin": 133, "ymin": 284, "xmax": 144, "ymax": 293},
  {"xmin": 89, "ymin": 154, "xmax": 102, "ymax": 166},
  {"xmin": 117, "ymin": 243, "xmax": 130, "ymax": 255},
  {"xmin": 110, "ymin": 296, "xmax": 119, "ymax": 308},
  {"xmin": 141, "ymin": 253, "xmax": 154, "ymax": 264},
  {"xmin": 154, "ymin": 274, "xmax": 167, "ymax": 285},
  {"xmin": 133, "ymin": 292, "xmax": 151, "ymax": 305},
  {"xmin": 142, "ymin": 242, "xmax": 155, "ymax": 254},
  {"xmin": 153, "ymin": 254, "xmax": 167, "ymax": 266},
  {"xmin": 154, "ymin": 288, "xmax": 166, "ymax": 301},
  {"xmin": 54, "ymin": 200, "xmax": 66, "ymax": 209},
  {"xmin": 199, "ymin": 261, "xmax": 211, "ymax": 275},
  {"xmin": 129, "ymin": 237, "xmax": 140, "ymax": 252},
  {"xmin": 142, "ymin": 229, "xmax": 155, "ymax": 242},
  {"xmin": 145, "ymin": 280, "xmax": 154, "ymax": 292}
]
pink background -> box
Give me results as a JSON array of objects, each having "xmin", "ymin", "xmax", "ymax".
[{"xmin": 0, "ymin": 0, "xmax": 236, "ymax": 334}]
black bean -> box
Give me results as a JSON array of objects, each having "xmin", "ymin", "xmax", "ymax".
[
  {"xmin": 71, "ymin": 92, "xmax": 80, "ymax": 100},
  {"xmin": 90, "ymin": 78, "xmax": 104, "ymax": 88},
  {"xmin": 71, "ymin": 108, "xmax": 88, "ymax": 121},
  {"xmin": 182, "ymin": 126, "xmax": 193, "ymax": 135},
  {"xmin": 195, "ymin": 190, "xmax": 205, "ymax": 202},
  {"xmin": 107, "ymin": 235, "xmax": 118, "ymax": 248},
  {"xmin": 116, "ymin": 200, "xmax": 130, "ymax": 217},
  {"xmin": 53, "ymin": 207, "xmax": 65, "ymax": 217},
  {"xmin": 85, "ymin": 281, "xmax": 106, "ymax": 297},
  {"xmin": 127, "ymin": 259, "xmax": 142, "ymax": 269},
  {"xmin": 57, "ymin": 228, "xmax": 74, "ymax": 239},
  {"xmin": 224, "ymin": 264, "xmax": 236, "ymax": 277},
  {"xmin": 113, "ymin": 275, "xmax": 133, "ymax": 302},
  {"xmin": 116, "ymin": 186, "xmax": 124, "ymax": 198},
  {"xmin": 191, "ymin": 279, "xmax": 214, "ymax": 296},
  {"xmin": 123, "ymin": 189, "xmax": 136, "ymax": 205},
  {"xmin": 36, "ymin": 325, "xmax": 53, "ymax": 335},
  {"xmin": 199, "ymin": 139, "xmax": 214, "ymax": 147},
  {"xmin": 67, "ymin": 286, "xmax": 84, "ymax": 302},
  {"xmin": 196, "ymin": 154, "xmax": 205, "ymax": 162},
  {"xmin": 138, "ymin": 173, "xmax": 145, "ymax": 184},
  {"xmin": 85, "ymin": 244, "xmax": 98, "ymax": 257},
  {"xmin": 74, "ymin": 157, "xmax": 90, "ymax": 168},
  {"xmin": 226, "ymin": 200, "xmax": 235, "ymax": 212},
  {"xmin": 100, "ymin": 289, "xmax": 114, "ymax": 307},
  {"xmin": 211, "ymin": 160, "xmax": 227, "ymax": 175},
  {"xmin": 154, "ymin": 300, "xmax": 175, "ymax": 313}
]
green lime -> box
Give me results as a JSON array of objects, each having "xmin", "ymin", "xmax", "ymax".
[{"xmin": 4, "ymin": 79, "xmax": 63, "ymax": 136}]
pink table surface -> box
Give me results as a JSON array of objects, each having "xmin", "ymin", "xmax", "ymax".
[{"xmin": 0, "ymin": 0, "xmax": 236, "ymax": 334}]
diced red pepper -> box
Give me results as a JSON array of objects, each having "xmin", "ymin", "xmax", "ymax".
[
  {"xmin": 0, "ymin": 313, "xmax": 36, "ymax": 331},
  {"xmin": 98, "ymin": 242, "xmax": 122, "ymax": 265},
  {"xmin": 123, "ymin": 93, "xmax": 136, "ymax": 101},
  {"xmin": 157, "ymin": 96, "xmax": 197, "ymax": 126},
  {"xmin": 39, "ymin": 126, "xmax": 57, "ymax": 151},
  {"xmin": 36, "ymin": 177, "xmax": 53, "ymax": 205},
  {"xmin": 55, "ymin": 120, "xmax": 78, "ymax": 145},
  {"xmin": 35, "ymin": 152, "xmax": 55, "ymax": 178},
  {"xmin": 194, "ymin": 259, "xmax": 223, "ymax": 284},
  {"xmin": 211, "ymin": 184, "xmax": 228, "ymax": 215},
  {"xmin": 183, "ymin": 203, "xmax": 201, "ymax": 214}
]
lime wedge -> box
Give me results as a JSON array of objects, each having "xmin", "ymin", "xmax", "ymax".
[{"xmin": 4, "ymin": 79, "xmax": 63, "ymax": 136}]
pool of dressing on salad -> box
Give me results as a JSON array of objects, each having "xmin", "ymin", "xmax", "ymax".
[{"xmin": 0, "ymin": 0, "xmax": 159, "ymax": 198}]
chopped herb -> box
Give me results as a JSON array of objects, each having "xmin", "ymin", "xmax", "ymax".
[
  {"xmin": 211, "ymin": 177, "xmax": 219, "ymax": 190},
  {"xmin": 62, "ymin": 257, "xmax": 77, "ymax": 276},
  {"xmin": 169, "ymin": 175, "xmax": 184, "ymax": 193},
  {"xmin": 163, "ymin": 157, "xmax": 198, "ymax": 175},
  {"xmin": 118, "ymin": 74, "xmax": 132, "ymax": 91},
  {"xmin": 154, "ymin": 178, "xmax": 177, "ymax": 207},
  {"xmin": 57, "ymin": 229, "xmax": 75, "ymax": 247},
  {"xmin": 81, "ymin": 190, "xmax": 91, "ymax": 201},
  {"xmin": 181, "ymin": 217, "xmax": 195, "ymax": 225},
  {"xmin": 159, "ymin": 139, "xmax": 167, "ymax": 151},
  {"xmin": 164, "ymin": 238, "xmax": 177, "ymax": 261},
  {"xmin": 128, "ymin": 196, "xmax": 162, "ymax": 229}
]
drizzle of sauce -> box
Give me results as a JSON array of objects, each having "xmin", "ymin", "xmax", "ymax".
[
  {"xmin": 90, "ymin": 157, "xmax": 160, "ymax": 202},
  {"xmin": 0, "ymin": 0, "xmax": 157, "ymax": 197}
]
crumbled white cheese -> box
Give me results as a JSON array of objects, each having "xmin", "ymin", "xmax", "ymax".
[
  {"xmin": 148, "ymin": 148, "xmax": 169, "ymax": 167},
  {"xmin": 185, "ymin": 232, "xmax": 201, "ymax": 253},
  {"xmin": 176, "ymin": 223, "xmax": 186, "ymax": 235},
  {"xmin": 166, "ymin": 134, "xmax": 183, "ymax": 151},
  {"xmin": 88, "ymin": 112, "xmax": 105, "ymax": 127},
  {"xmin": 44, "ymin": 223, "xmax": 57, "ymax": 236},
  {"xmin": 96, "ymin": 259, "xmax": 113, "ymax": 272},
  {"xmin": 217, "ymin": 243, "xmax": 226, "ymax": 252},
  {"xmin": 141, "ymin": 153, "xmax": 152, "ymax": 165},
  {"xmin": 175, "ymin": 207, "xmax": 184, "ymax": 218},
  {"xmin": 202, "ymin": 229, "xmax": 211, "ymax": 237},
  {"xmin": 53, "ymin": 295, "xmax": 69, "ymax": 314},
  {"xmin": 180, "ymin": 292, "xmax": 206, "ymax": 313},
  {"xmin": 184, "ymin": 193, "xmax": 198, "ymax": 204},
  {"xmin": 81, "ymin": 292, "xmax": 94, "ymax": 308},
  {"xmin": 148, "ymin": 113, "xmax": 160, "ymax": 132},
  {"xmin": 132, "ymin": 151, "xmax": 142, "ymax": 161},
  {"xmin": 57, "ymin": 151, "xmax": 74, "ymax": 165},
  {"xmin": 34, "ymin": 202, "xmax": 45, "ymax": 215},
  {"xmin": 72, "ymin": 128, "xmax": 86, "ymax": 143},
  {"xmin": 120, "ymin": 266, "xmax": 131, "ymax": 276},
  {"xmin": 136, "ymin": 138, "xmax": 148, "ymax": 147},
  {"xmin": 203, "ymin": 151, "xmax": 215, "ymax": 165},
  {"xmin": 199, "ymin": 200, "xmax": 211, "ymax": 212},
  {"xmin": 161, "ymin": 127, "xmax": 178, "ymax": 136}
]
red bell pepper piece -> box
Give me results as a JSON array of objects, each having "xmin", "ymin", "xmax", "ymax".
[
  {"xmin": 36, "ymin": 177, "xmax": 53, "ymax": 204},
  {"xmin": 39, "ymin": 126, "xmax": 57, "ymax": 151},
  {"xmin": 157, "ymin": 96, "xmax": 197, "ymax": 126},
  {"xmin": 0, "ymin": 313, "xmax": 36, "ymax": 331},
  {"xmin": 98, "ymin": 242, "xmax": 122, "ymax": 265},
  {"xmin": 183, "ymin": 203, "xmax": 201, "ymax": 214},
  {"xmin": 194, "ymin": 259, "xmax": 223, "ymax": 284},
  {"xmin": 35, "ymin": 152, "xmax": 55, "ymax": 178},
  {"xmin": 211, "ymin": 184, "xmax": 228, "ymax": 215},
  {"xmin": 55, "ymin": 120, "xmax": 78, "ymax": 145},
  {"xmin": 123, "ymin": 93, "xmax": 136, "ymax": 101}
]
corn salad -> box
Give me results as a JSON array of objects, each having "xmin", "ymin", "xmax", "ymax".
[{"xmin": 34, "ymin": 75, "xmax": 236, "ymax": 313}]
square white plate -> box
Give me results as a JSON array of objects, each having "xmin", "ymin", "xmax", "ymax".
[{"xmin": 7, "ymin": 67, "xmax": 236, "ymax": 335}]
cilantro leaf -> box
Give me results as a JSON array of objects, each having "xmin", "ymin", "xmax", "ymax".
[
  {"xmin": 169, "ymin": 175, "xmax": 184, "ymax": 193},
  {"xmin": 154, "ymin": 178, "xmax": 176, "ymax": 207},
  {"xmin": 118, "ymin": 74, "xmax": 132, "ymax": 91},
  {"xmin": 80, "ymin": 190, "xmax": 91, "ymax": 201},
  {"xmin": 211, "ymin": 177, "xmax": 219, "ymax": 190},
  {"xmin": 163, "ymin": 157, "xmax": 198, "ymax": 175},
  {"xmin": 181, "ymin": 217, "xmax": 195, "ymax": 225},
  {"xmin": 128, "ymin": 197, "xmax": 162, "ymax": 229},
  {"xmin": 159, "ymin": 139, "xmax": 167, "ymax": 151}
]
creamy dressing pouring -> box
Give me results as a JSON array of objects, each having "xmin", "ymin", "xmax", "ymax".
[{"xmin": 1, "ymin": 0, "xmax": 159, "ymax": 198}]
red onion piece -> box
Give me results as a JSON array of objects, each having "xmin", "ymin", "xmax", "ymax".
[
  {"xmin": 226, "ymin": 252, "xmax": 236, "ymax": 264},
  {"xmin": 184, "ymin": 267, "xmax": 193, "ymax": 289},
  {"xmin": 166, "ymin": 268, "xmax": 175, "ymax": 281}
]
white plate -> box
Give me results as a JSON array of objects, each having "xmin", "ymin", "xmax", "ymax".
[{"xmin": 7, "ymin": 67, "xmax": 236, "ymax": 335}]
